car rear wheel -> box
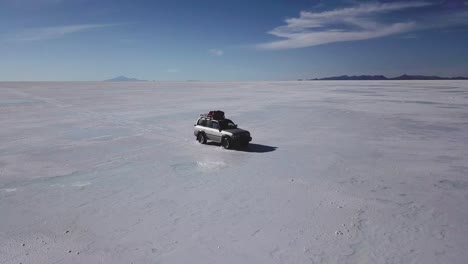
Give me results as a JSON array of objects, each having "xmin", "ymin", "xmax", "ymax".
[{"xmin": 197, "ymin": 133, "xmax": 206, "ymax": 144}]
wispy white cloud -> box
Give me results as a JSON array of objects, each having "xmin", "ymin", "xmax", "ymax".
[
  {"xmin": 4, "ymin": 24, "xmax": 116, "ymax": 42},
  {"xmin": 209, "ymin": 48, "xmax": 224, "ymax": 56},
  {"xmin": 257, "ymin": 1, "xmax": 433, "ymax": 50}
]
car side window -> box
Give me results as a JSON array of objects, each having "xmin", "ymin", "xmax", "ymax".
[
  {"xmin": 206, "ymin": 120, "xmax": 212, "ymax": 128},
  {"xmin": 198, "ymin": 119, "xmax": 207, "ymax": 126},
  {"xmin": 212, "ymin": 122, "xmax": 219, "ymax": 129}
]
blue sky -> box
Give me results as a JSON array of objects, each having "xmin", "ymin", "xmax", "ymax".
[{"xmin": 1, "ymin": 0, "xmax": 467, "ymax": 81}]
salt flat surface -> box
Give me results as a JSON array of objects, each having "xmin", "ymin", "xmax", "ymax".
[{"xmin": 1, "ymin": 81, "xmax": 467, "ymax": 264}]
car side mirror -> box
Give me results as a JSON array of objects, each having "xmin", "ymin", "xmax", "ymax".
[{"xmin": 219, "ymin": 128, "xmax": 222, "ymax": 132}]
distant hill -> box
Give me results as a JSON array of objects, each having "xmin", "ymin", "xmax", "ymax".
[
  {"xmin": 391, "ymin": 74, "xmax": 468, "ymax": 80},
  {"xmin": 307, "ymin": 75, "xmax": 468, "ymax": 81},
  {"xmin": 104, "ymin": 76, "xmax": 146, "ymax": 82}
]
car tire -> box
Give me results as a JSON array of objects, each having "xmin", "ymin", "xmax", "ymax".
[
  {"xmin": 197, "ymin": 133, "xmax": 206, "ymax": 144},
  {"xmin": 222, "ymin": 137, "xmax": 231, "ymax": 149}
]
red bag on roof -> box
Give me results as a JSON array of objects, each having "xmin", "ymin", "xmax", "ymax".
[{"xmin": 207, "ymin": 110, "xmax": 225, "ymax": 120}]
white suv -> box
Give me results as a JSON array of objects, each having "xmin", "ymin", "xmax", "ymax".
[{"xmin": 194, "ymin": 116, "xmax": 252, "ymax": 149}]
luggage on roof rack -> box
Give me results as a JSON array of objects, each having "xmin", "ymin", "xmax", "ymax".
[{"xmin": 200, "ymin": 110, "xmax": 225, "ymax": 120}]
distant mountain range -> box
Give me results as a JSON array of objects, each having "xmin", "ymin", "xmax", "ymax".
[
  {"xmin": 304, "ymin": 74, "xmax": 468, "ymax": 81},
  {"xmin": 104, "ymin": 76, "xmax": 146, "ymax": 82}
]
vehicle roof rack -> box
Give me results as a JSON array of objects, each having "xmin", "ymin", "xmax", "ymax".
[
  {"xmin": 200, "ymin": 114, "xmax": 222, "ymax": 119},
  {"xmin": 200, "ymin": 113, "xmax": 225, "ymax": 120}
]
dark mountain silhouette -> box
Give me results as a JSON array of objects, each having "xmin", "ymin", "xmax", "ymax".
[
  {"xmin": 104, "ymin": 76, "xmax": 146, "ymax": 82},
  {"xmin": 391, "ymin": 74, "xmax": 466, "ymax": 80},
  {"xmin": 307, "ymin": 75, "xmax": 468, "ymax": 81}
]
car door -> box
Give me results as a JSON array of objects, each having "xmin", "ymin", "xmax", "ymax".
[
  {"xmin": 195, "ymin": 118, "xmax": 207, "ymax": 135},
  {"xmin": 205, "ymin": 120, "xmax": 222, "ymax": 142}
]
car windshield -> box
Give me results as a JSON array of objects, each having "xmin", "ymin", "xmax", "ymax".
[{"xmin": 219, "ymin": 119, "xmax": 236, "ymax": 130}]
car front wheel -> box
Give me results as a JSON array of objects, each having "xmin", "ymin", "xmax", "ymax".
[{"xmin": 222, "ymin": 137, "xmax": 231, "ymax": 149}]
